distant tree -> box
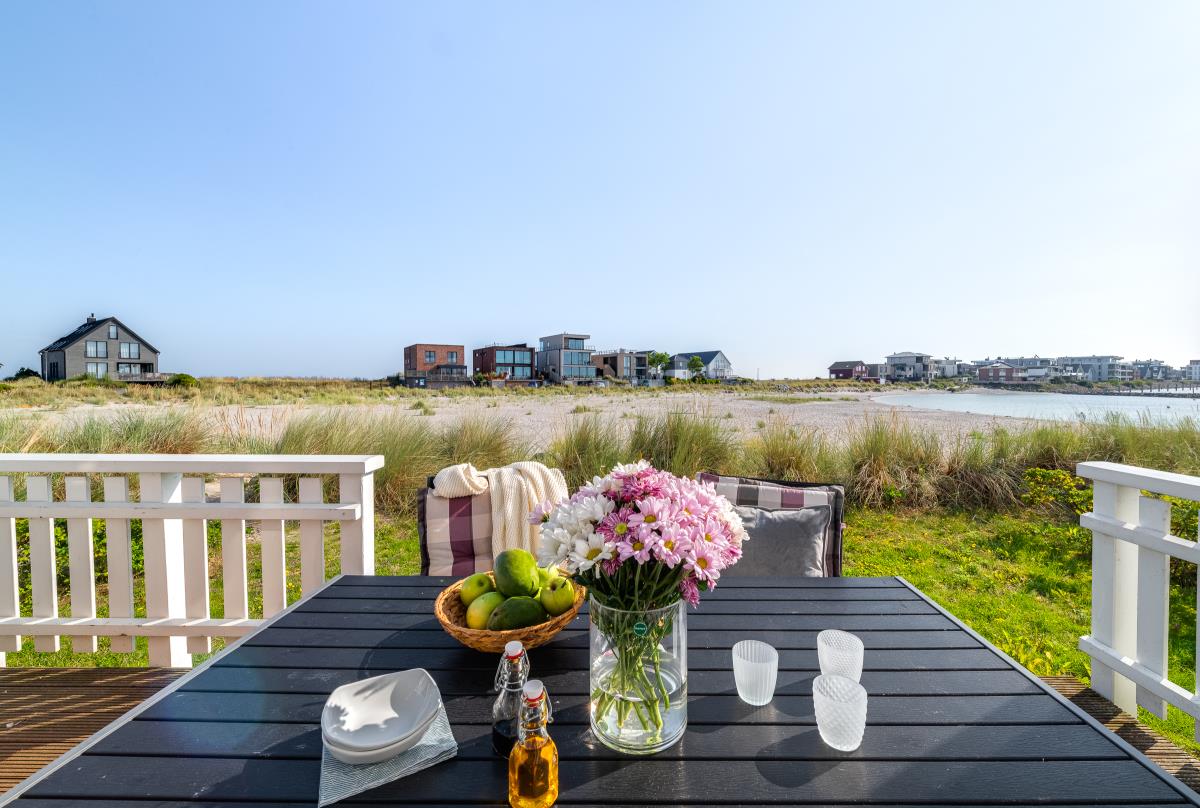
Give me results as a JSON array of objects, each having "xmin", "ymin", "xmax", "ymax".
[
  {"xmin": 7, "ymin": 367, "xmax": 41, "ymax": 381},
  {"xmin": 647, "ymin": 351, "xmax": 670, "ymax": 378},
  {"xmin": 687, "ymin": 355, "xmax": 705, "ymax": 380}
]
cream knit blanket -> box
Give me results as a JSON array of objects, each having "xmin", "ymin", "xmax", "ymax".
[{"xmin": 432, "ymin": 461, "xmax": 568, "ymax": 558}]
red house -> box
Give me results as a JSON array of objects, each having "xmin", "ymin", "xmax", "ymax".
[
  {"xmin": 977, "ymin": 361, "xmax": 1021, "ymax": 383},
  {"xmin": 828, "ymin": 361, "xmax": 868, "ymax": 380}
]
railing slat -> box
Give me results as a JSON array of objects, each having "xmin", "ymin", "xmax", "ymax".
[
  {"xmin": 140, "ymin": 472, "xmax": 190, "ymax": 668},
  {"xmin": 0, "ymin": 477, "xmax": 21, "ymax": 661},
  {"xmin": 1135, "ymin": 496, "xmax": 1170, "ymax": 718},
  {"xmin": 64, "ymin": 476, "xmax": 97, "ymax": 653},
  {"xmin": 26, "ymin": 476, "xmax": 58, "ymax": 653},
  {"xmin": 339, "ymin": 472, "xmax": 375, "ymax": 575},
  {"xmin": 181, "ymin": 477, "xmax": 210, "ymax": 655},
  {"xmin": 102, "ymin": 476, "xmax": 135, "ymax": 653},
  {"xmin": 220, "ymin": 477, "xmax": 248, "ymax": 633},
  {"xmin": 259, "ymin": 478, "xmax": 287, "ymax": 618},
  {"xmin": 1087, "ymin": 480, "xmax": 1139, "ymax": 714},
  {"xmin": 298, "ymin": 477, "xmax": 325, "ymax": 596}
]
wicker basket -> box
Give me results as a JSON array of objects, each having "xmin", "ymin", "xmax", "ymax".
[{"xmin": 434, "ymin": 573, "xmax": 586, "ymax": 654}]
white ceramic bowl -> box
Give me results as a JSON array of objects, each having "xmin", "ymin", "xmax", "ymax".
[
  {"xmin": 323, "ymin": 723, "xmax": 433, "ymax": 765},
  {"xmin": 321, "ymin": 668, "xmax": 441, "ymax": 759}
]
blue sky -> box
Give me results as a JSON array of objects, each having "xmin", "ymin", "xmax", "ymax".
[{"xmin": 1, "ymin": 2, "xmax": 1197, "ymax": 378}]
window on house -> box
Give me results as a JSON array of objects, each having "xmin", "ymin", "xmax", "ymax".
[
  {"xmin": 497, "ymin": 350, "xmax": 513, "ymax": 364},
  {"xmin": 85, "ymin": 340, "xmax": 108, "ymax": 358},
  {"xmin": 49, "ymin": 361, "xmax": 59, "ymax": 379},
  {"xmin": 108, "ymin": 324, "xmax": 118, "ymax": 339},
  {"xmin": 448, "ymin": 351, "xmax": 458, "ymax": 363},
  {"xmin": 425, "ymin": 351, "xmax": 436, "ymax": 364},
  {"xmin": 514, "ymin": 366, "xmax": 531, "ymax": 379},
  {"xmin": 567, "ymin": 338, "xmax": 584, "ymax": 350},
  {"xmin": 86, "ymin": 362, "xmax": 108, "ymax": 379},
  {"xmin": 514, "ymin": 350, "xmax": 531, "ymax": 364},
  {"xmin": 119, "ymin": 342, "xmax": 141, "ymax": 359}
]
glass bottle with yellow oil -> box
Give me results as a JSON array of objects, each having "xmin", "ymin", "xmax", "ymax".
[{"xmin": 507, "ymin": 679, "xmax": 558, "ymax": 808}]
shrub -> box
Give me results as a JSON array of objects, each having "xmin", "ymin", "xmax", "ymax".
[
  {"xmin": 545, "ymin": 416, "xmax": 631, "ymax": 489},
  {"xmin": 627, "ymin": 410, "xmax": 738, "ymax": 478},
  {"xmin": 744, "ymin": 418, "xmax": 833, "ymax": 482},
  {"xmin": 167, "ymin": 373, "xmax": 199, "ymax": 388},
  {"xmin": 1021, "ymin": 468, "xmax": 1091, "ymax": 516},
  {"xmin": 844, "ymin": 417, "xmax": 941, "ymax": 508}
]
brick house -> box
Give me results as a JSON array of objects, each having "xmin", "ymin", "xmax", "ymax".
[
  {"xmin": 402, "ymin": 343, "xmax": 468, "ymax": 388},
  {"xmin": 977, "ymin": 361, "xmax": 1021, "ymax": 383},
  {"xmin": 828, "ymin": 360, "xmax": 868, "ymax": 380}
]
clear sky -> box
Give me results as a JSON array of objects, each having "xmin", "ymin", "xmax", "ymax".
[{"xmin": 2, "ymin": 2, "xmax": 1198, "ymax": 379}]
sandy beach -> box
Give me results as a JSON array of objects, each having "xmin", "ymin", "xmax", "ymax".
[{"xmin": 3, "ymin": 389, "xmax": 1042, "ymax": 451}]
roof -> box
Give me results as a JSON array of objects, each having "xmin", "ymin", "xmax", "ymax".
[
  {"xmin": 40, "ymin": 316, "xmax": 160, "ymax": 355},
  {"xmin": 828, "ymin": 360, "xmax": 865, "ymax": 370},
  {"xmin": 671, "ymin": 350, "xmax": 725, "ymax": 364}
]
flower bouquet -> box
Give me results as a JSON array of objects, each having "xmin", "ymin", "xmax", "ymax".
[{"xmin": 535, "ymin": 461, "xmax": 748, "ymax": 754}]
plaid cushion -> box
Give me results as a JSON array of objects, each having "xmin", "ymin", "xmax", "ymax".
[
  {"xmin": 417, "ymin": 487, "xmax": 493, "ymax": 576},
  {"xmin": 696, "ymin": 473, "xmax": 844, "ymax": 577}
]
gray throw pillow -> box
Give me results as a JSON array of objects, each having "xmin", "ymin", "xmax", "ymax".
[{"xmin": 730, "ymin": 505, "xmax": 832, "ymax": 577}]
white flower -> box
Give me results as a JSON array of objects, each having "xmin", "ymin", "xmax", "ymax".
[
  {"xmin": 611, "ymin": 460, "xmax": 650, "ymax": 476},
  {"xmin": 568, "ymin": 532, "xmax": 614, "ymax": 572}
]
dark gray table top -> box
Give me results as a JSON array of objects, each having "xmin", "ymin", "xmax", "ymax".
[{"xmin": 10, "ymin": 575, "xmax": 1198, "ymax": 807}]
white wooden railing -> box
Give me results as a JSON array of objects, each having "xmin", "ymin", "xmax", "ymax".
[
  {"xmin": 1077, "ymin": 460, "xmax": 1200, "ymax": 736},
  {"xmin": 0, "ymin": 453, "xmax": 383, "ymax": 668}
]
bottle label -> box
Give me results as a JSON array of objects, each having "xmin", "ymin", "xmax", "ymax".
[{"xmin": 633, "ymin": 621, "xmax": 648, "ymax": 637}]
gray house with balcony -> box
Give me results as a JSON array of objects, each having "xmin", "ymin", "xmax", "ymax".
[
  {"xmin": 536, "ymin": 333, "xmax": 595, "ymax": 384},
  {"xmin": 39, "ymin": 314, "xmax": 160, "ymax": 381}
]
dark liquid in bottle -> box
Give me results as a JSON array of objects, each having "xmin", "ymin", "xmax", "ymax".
[{"xmin": 492, "ymin": 718, "xmax": 518, "ymax": 757}]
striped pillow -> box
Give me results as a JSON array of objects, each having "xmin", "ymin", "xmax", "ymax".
[
  {"xmin": 417, "ymin": 487, "xmax": 493, "ymax": 576},
  {"xmin": 696, "ymin": 473, "xmax": 844, "ymax": 577}
]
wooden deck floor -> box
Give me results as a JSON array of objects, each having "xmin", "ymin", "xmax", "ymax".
[
  {"xmin": 0, "ymin": 667, "xmax": 183, "ymax": 792},
  {"xmin": 0, "ymin": 670, "xmax": 1194, "ymax": 795}
]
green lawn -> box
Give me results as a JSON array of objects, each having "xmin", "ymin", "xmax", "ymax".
[{"xmin": 6, "ymin": 507, "xmax": 1196, "ymax": 757}]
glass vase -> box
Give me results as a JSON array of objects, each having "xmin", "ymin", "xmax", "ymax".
[{"xmin": 588, "ymin": 597, "xmax": 687, "ymax": 754}]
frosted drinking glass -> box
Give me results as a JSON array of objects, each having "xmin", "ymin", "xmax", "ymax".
[
  {"xmin": 817, "ymin": 629, "xmax": 864, "ymax": 682},
  {"xmin": 812, "ymin": 674, "xmax": 867, "ymax": 751},
  {"xmin": 732, "ymin": 640, "xmax": 778, "ymax": 706}
]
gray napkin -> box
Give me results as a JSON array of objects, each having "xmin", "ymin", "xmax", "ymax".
[{"xmin": 318, "ymin": 702, "xmax": 457, "ymax": 807}]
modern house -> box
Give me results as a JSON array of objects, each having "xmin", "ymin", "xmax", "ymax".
[
  {"xmin": 665, "ymin": 351, "xmax": 733, "ymax": 381},
  {"xmin": 1131, "ymin": 359, "xmax": 1173, "ymax": 381},
  {"xmin": 536, "ymin": 333, "xmax": 595, "ymax": 384},
  {"xmin": 593, "ymin": 349, "xmax": 651, "ymax": 383},
  {"xmin": 934, "ymin": 358, "xmax": 970, "ymax": 379},
  {"xmin": 977, "ymin": 361, "xmax": 1022, "ymax": 383},
  {"xmin": 402, "ymin": 343, "xmax": 469, "ymax": 388},
  {"xmin": 1057, "ymin": 355, "xmax": 1134, "ymax": 383},
  {"xmin": 473, "ymin": 343, "xmax": 536, "ymax": 383},
  {"xmin": 864, "ymin": 363, "xmax": 887, "ymax": 383},
  {"xmin": 39, "ymin": 314, "xmax": 160, "ymax": 381},
  {"xmin": 828, "ymin": 361, "xmax": 868, "ymax": 380},
  {"xmin": 1187, "ymin": 360, "xmax": 1200, "ymax": 382},
  {"xmin": 884, "ymin": 352, "xmax": 935, "ymax": 382}
]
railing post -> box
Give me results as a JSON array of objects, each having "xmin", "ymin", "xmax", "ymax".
[
  {"xmin": 1135, "ymin": 496, "xmax": 1170, "ymax": 719},
  {"xmin": 26, "ymin": 476, "xmax": 58, "ymax": 653},
  {"xmin": 1089, "ymin": 480, "xmax": 1139, "ymax": 715},
  {"xmin": 258, "ymin": 478, "xmax": 287, "ymax": 618},
  {"xmin": 65, "ymin": 476, "xmax": 97, "ymax": 653},
  {"xmin": 141, "ymin": 472, "xmax": 191, "ymax": 668},
  {"xmin": 181, "ymin": 477, "xmax": 211, "ymax": 655},
  {"xmin": 103, "ymin": 476, "xmax": 135, "ymax": 654},
  {"xmin": 339, "ymin": 472, "xmax": 375, "ymax": 575},
  {"xmin": 0, "ymin": 477, "xmax": 20, "ymax": 665},
  {"xmin": 220, "ymin": 477, "xmax": 249, "ymax": 635}
]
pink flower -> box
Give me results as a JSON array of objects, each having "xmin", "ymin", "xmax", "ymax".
[
  {"xmin": 685, "ymin": 542, "xmax": 721, "ymax": 583},
  {"xmin": 616, "ymin": 534, "xmax": 653, "ymax": 564},
  {"xmin": 679, "ymin": 576, "xmax": 701, "ymax": 607},
  {"xmin": 619, "ymin": 471, "xmax": 666, "ymax": 502},
  {"xmin": 601, "ymin": 557, "xmax": 622, "ymax": 576},
  {"xmin": 628, "ymin": 497, "xmax": 669, "ymax": 533},
  {"xmin": 596, "ymin": 507, "xmax": 635, "ymax": 542},
  {"xmin": 527, "ymin": 499, "xmax": 554, "ymax": 526},
  {"xmin": 653, "ymin": 523, "xmax": 687, "ymax": 567}
]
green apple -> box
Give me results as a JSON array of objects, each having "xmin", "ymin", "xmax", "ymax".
[
  {"xmin": 539, "ymin": 576, "xmax": 575, "ymax": 617},
  {"xmin": 466, "ymin": 591, "xmax": 506, "ymax": 630},
  {"xmin": 536, "ymin": 565, "xmax": 559, "ymax": 591},
  {"xmin": 459, "ymin": 573, "xmax": 495, "ymax": 607}
]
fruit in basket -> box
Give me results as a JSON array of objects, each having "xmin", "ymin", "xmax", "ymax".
[
  {"xmin": 494, "ymin": 549, "xmax": 540, "ymax": 598},
  {"xmin": 536, "ymin": 564, "xmax": 558, "ymax": 591},
  {"xmin": 459, "ymin": 572, "xmax": 496, "ymax": 607},
  {"xmin": 487, "ymin": 596, "xmax": 548, "ymax": 630},
  {"xmin": 466, "ymin": 591, "xmax": 506, "ymax": 630},
  {"xmin": 539, "ymin": 576, "xmax": 575, "ymax": 617}
]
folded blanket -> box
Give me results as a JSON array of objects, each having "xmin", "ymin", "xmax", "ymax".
[{"xmin": 433, "ymin": 461, "xmax": 567, "ymax": 558}]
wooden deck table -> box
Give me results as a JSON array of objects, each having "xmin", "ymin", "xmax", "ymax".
[{"xmin": 5, "ymin": 575, "xmax": 1198, "ymax": 807}]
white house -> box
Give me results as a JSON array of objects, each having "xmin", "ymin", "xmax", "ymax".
[
  {"xmin": 885, "ymin": 352, "xmax": 935, "ymax": 382},
  {"xmin": 665, "ymin": 351, "xmax": 733, "ymax": 380}
]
